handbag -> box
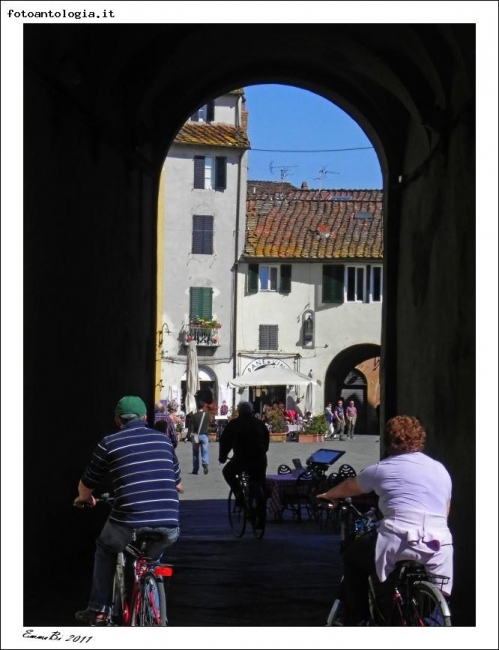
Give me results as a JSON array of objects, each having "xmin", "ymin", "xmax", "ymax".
[{"xmin": 191, "ymin": 412, "xmax": 206, "ymax": 445}]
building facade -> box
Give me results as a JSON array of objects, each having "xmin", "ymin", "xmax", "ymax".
[
  {"xmin": 158, "ymin": 90, "xmax": 249, "ymax": 408},
  {"xmin": 159, "ymin": 93, "xmax": 382, "ymax": 432},
  {"xmin": 236, "ymin": 184, "xmax": 383, "ymax": 432}
]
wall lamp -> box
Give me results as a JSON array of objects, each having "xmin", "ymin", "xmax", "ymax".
[{"xmin": 158, "ymin": 323, "xmax": 171, "ymax": 348}]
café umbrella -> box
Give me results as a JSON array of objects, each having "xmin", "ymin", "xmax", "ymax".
[
  {"xmin": 185, "ymin": 340, "xmax": 200, "ymax": 415},
  {"xmin": 303, "ymin": 380, "xmax": 315, "ymax": 414}
]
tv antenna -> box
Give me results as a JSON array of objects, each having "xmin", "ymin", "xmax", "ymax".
[
  {"xmin": 315, "ymin": 166, "xmax": 340, "ymax": 193},
  {"xmin": 269, "ymin": 161, "xmax": 298, "ymax": 198},
  {"xmin": 269, "ymin": 161, "xmax": 298, "ymax": 181}
]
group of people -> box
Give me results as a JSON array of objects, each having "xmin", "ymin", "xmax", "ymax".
[
  {"xmin": 74, "ymin": 394, "xmax": 454, "ymax": 628},
  {"xmin": 325, "ymin": 398, "xmax": 357, "ymax": 440}
]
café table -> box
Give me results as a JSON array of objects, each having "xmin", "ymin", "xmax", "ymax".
[{"xmin": 265, "ymin": 471, "xmax": 308, "ymax": 521}]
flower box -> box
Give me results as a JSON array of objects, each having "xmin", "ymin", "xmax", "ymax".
[
  {"xmin": 298, "ymin": 434, "xmax": 324, "ymax": 443},
  {"xmin": 269, "ymin": 432, "xmax": 288, "ymax": 443}
]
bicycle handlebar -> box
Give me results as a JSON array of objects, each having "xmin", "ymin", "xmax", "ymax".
[{"xmin": 75, "ymin": 492, "xmax": 114, "ymax": 508}]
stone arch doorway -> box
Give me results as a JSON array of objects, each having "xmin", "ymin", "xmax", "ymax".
[
  {"xmin": 325, "ymin": 344, "xmax": 381, "ymax": 435},
  {"xmin": 181, "ymin": 366, "xmax": 217, "ymax": 411}
]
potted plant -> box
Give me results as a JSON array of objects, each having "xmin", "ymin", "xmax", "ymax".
[
  {"xmin": 263, "ymin": 404, "xmax": 288, "ymax": 443},
  {"xmin": 299, "ymin": 413, "xmax": 328, "ymax": 442}
]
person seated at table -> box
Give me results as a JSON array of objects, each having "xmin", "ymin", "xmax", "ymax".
[{"xmin": 218, "ymin": 401, "xmax": 270, "ymax": 525}]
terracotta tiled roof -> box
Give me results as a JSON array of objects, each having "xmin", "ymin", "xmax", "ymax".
[
  {"xmin": 248, "ymin": 180, "xmax": 299, "ymax": 196},
  {"xmin": 174, "ymin": 122, "xmax": 250, "ymax": 149},
  {"xmin": 244, "ymin": 189, "xmax": 383, "ymax": 260}
]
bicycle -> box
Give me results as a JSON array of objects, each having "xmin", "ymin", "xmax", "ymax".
[
  {"xmin": 227, "ymin": 472, "xmax": 266, "ymax": 540},
  {"xmin": 88, "ymin": 494, "xmax": 174, "ymax": 626},
  {"xmin": 323, "ymin": 498, "xmax": 452, "ymax": 627}
]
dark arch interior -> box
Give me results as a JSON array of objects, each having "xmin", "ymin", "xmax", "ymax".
[{"xmin": 23, "ymin": 24, "xmax": 475, "ymax": 625}]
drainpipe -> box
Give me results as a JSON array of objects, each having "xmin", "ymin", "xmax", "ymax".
[{"xmin": 232, "ymin": 148, "xmax": 244, "ymax": 411}]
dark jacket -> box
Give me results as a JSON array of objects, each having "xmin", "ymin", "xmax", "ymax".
[{"xmin": 218, "ymin": 414, "xmax": 269, "ymax": 466}]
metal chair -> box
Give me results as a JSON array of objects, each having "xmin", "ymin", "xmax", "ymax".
[
  {"xmin": 280, "ymin": 469, "xmax": 314, "ymax": 522},
  {"xmin": 338, "ymin": 463, "xmax": 357, "ymax": 479}
]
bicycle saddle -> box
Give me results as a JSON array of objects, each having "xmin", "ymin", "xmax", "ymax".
[
  {"xmin": 133, "ymin": 527, "xmax": 166, "ymax": 544},
  {"xmin": 391, "ymin": 561, "xmax": 425, "ymax": 583}
]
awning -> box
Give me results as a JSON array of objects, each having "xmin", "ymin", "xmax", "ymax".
[{"xmin": 229, "ymin": 366, "xmax": 317, "ymax": 388}]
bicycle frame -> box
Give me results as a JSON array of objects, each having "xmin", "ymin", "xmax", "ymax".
[
  {"xmin": 92, "ymin": 494, "xmax": 174, "ymax": 627},
  {"xmin": 113, "ymin": 540, "xmax": 173, "ymax": 626},
  {"xmin": 228, "ymin": 472, "xmax": 266, "ymax": 539}
]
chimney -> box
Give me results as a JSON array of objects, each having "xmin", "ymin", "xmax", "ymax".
[
  {"xmin": 241, "ymin": 98, "xmax": 248, "ymax": 134},
  {"xmin": 301, "ymin": 181, "xmax": 309, "ymax": 190}
]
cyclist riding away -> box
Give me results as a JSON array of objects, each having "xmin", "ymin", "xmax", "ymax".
[
  {"xmin": 73, "ymin": 395, "xmax": 182, "ymax": 626},
  {"xmin": 218, "ymin": 401, "xmax": 269, "ymax": 526},
  {"xmin": 317, "ymin": 415, "xmax": 453, "ymax": 626}
]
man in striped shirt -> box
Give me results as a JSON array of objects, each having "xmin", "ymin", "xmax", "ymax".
[{"xmin": 74, "ymin": 395, "xmax": 181, "ymax": 626}]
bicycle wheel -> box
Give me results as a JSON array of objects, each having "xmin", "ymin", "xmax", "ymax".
[
  {"xmin": 326, "ymin": 598, "xmax": 344, "ymax": 626},
  {"xmin": 228, "ymin": 489, "xmax": 247, "ymax": 538},
  {"xmin": 406, "ymin": 581, "xmax": 451, "ymax": 626},
  {"xmin": 248, "ymin": 486, "xmax": 266, "ymax": 539},
  {"xmin": 131, "ymin": 573, "xmax": 167, "ymax": 626}
]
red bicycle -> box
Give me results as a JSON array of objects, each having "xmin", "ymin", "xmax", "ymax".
[{"xmin": 95, "ymin": 494, "xmax": 173, "ymax": 626}]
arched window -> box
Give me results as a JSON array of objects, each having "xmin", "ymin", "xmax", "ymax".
[{"xmin": 302, "ymin": 310, "xmax": 315, "ymax": 348}]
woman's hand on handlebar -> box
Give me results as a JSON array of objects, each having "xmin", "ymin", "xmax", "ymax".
[{"xmin": 316, "ymin": 493, "xmax": 340, "ymax": 508}]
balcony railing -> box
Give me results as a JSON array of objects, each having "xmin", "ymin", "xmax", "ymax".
[{"xmin": 182, "ymin": 326, "xmax": 221, "ymax": 347}]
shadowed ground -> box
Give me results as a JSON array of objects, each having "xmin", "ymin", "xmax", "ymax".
[{"xmin": 25, "ymin": 437, "xmax": 380, "ymax": 628}]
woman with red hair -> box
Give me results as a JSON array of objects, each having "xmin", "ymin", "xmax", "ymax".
[{"xmin": 318, "ymin": 415, "xmax": 453, "ymax": 625}]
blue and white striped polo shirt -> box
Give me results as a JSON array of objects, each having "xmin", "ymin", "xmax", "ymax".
[{"xmin": 81, "ymin": 420, "xmax": 180, "ymax": 527}]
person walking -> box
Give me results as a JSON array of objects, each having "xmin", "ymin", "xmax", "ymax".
[
  {"xmin": 74, "ymin": 395, "xmax": 182, "ymax": 626},
  {"xmin": 346, "ymin": 400, "xmax": 358, "ymax": 439},
  {"xmin": 218, "ymin": 401, "xmax": 270, "ymax": 526},
  {"xmin": 324, "ymin": 402, "xmax": 336, "ymax": 439},
  {"xmin": 188, "ymin": 400, "xmax": 210, "ymax": 475},
  {"xmin": 317, "ymin": 415, "xmax": 453, "ymax": 626},
  {"xmin": 333, "ymin": 398, "xmax": 346, "ymax": 441}
]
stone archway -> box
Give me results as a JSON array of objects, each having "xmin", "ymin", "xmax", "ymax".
[
  {"xmin": 325, "ymin": 344, "xmax": 381, "ymax": 434},
  {"xmin": 23, "ymin": 24, "xmax": 476, "ymax": 624}
]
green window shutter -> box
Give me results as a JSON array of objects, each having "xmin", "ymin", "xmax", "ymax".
[
  {"xmin": 194, "ymin": 157, "xmax": 205, "ymax": 189},
  {"xmin": 190, "ymin": 287, "xmax": 213, "ymax": 320},
  {"xmin": 248, "ymin": 264, "xmax": 259, "ymax": 294},
  {"xmin": 207, "ymin": 100, "xmax": 215, "ymax": 122},
  {"xmin": 279, "ymin": 264, "xmax": 292, "ymax": 293},
  {"xmin": 192, "ymin": 215, "xmax": 214, "ymax": 254},
  {"xmin": 322, "ymin": 265, "xmax": 344, "ymax": 303},
  {"xmin": 215, "ymin": 156, "xmax": 227, "ymax": 190}
]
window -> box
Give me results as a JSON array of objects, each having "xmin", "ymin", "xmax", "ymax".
[
  {"xmin": 189, "ymin": 287, "xmax": 213, "ymax": 320},
  {"xmin": 370, "ymin": 265, "xmax": 383, "ymax": 302},
  {"xmin": 190, "ymin": 101, "xmax": 215, "ymax": 123},
  {"xmin": 322, "ymin": 265, "xmax": 344, "ymax": 303},
  {"xmin": 192, "ymin": 215, "xmax": 213, "ymax": 254},
  {"xmin": 323, "ymin": 264, "xmax": 382, "ymax": 303},
  {"xmin": 302, "ymin": 311, "xmax": 315, "ymax": 348},
  {"xmin": 259, "ymin": 325, "xmax": 278, "ymax": 350},
  {"xmin": 247, "ymin": 264, "xmax": 292, "ymax": 294},
  {"xmin": 260, "ymin": 265, "xmax": 278, "ymax": 291},
  {"xmin": 346, "ymin": 266, "xmax": 365, "ymax": 302},
  {"xmin": 193, "ymin": 156, "xmax": 227, "ymax": 190}
]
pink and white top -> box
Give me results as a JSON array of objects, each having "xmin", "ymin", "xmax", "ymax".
[{"xmin": 356, "ymin": 452, "xmax": 453, "ymax": 592}]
